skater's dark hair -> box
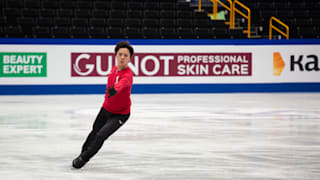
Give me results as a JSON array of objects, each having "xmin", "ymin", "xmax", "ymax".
[{"xmin": 115, "ymin": 41, "xmax": 134, "ymax": 57}]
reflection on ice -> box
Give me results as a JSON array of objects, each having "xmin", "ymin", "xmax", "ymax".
[{"xmin": 0, "ymin": 94, "xmax": 319, "ymax": 180}]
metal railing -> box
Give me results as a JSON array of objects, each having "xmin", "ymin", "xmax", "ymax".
[
  {"xmin": 198, "ymin": 0, "xmax": 202, "ymax": 12},
  {"xmin": 209, "ymin": 0, "xmax": 234, "ymax": 29},
  {"xmin": 198, "ymin": 0, "xmax": 251, "ymax": 38},
  {"xmin": 269, "ymin": 16, "xmax": 289, "ymax": 39},
  {"xmin": 233, "ymin": 0, "xmax": 251, "ymax": 38}
]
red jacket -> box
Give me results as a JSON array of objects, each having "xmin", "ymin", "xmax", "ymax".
[{"xmin": 103, "ymin": 66, "xmax": 133, "ymax": 114}]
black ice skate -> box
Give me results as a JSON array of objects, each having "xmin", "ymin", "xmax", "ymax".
[{"xmin": 72, "ymin": 155, "xmax": 87, "ymax": 169}]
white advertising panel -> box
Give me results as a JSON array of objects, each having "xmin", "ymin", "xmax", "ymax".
[{"xmin": 1, "ymin": 44, "xmax": 319, "ymax": 85}]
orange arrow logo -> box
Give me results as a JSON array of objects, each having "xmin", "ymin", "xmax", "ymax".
[{"xmin": 273, "ymin": 52, "xmax": 285, "ymax": 76}]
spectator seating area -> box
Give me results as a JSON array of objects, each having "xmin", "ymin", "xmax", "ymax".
[
  {"xmin": 243, "ymin": 0, "xmax": 320, "ymax": 39},
  {"xmin": 0, "ymin": 0, "xmax": 319, "ymax": 39},
  {"xmin": 0, "ymin": 0, "xmax": 244, "ymax": 39}
]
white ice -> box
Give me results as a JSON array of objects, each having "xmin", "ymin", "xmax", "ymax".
[{"xmin": 0, "ymin": 93, "xmax": 320, "ymax": 180}]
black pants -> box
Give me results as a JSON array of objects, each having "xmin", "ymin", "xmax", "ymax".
[{"xmin": 80, "ymin": 107, "xmax": 130, "ymax": 162}]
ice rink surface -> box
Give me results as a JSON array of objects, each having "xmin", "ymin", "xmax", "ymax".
[{"xmin": 0, "ymin": 93, "xmax": 320, "ymax": 180}]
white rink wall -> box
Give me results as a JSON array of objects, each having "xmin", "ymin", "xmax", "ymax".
[{"xmin": 0, "ymin": 39, "xmax": 320, "ymax": 94}]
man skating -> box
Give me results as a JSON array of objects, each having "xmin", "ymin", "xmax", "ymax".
[{"xmin": 72, "ymin": 41, "xmax": 134, "ymax": 169}]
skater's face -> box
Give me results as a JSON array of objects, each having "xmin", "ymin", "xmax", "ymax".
[{"xmin": 116, "ymin": 48, "xmax": 131, "ymax": 70}]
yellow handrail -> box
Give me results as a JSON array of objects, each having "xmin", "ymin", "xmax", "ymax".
[
  {"xmin": 269, "ymin": 16, "xmax": 289, "ymax": 40},
  {"xmin": 233, "ymin": 0, "xmax": 251, "ymax": 38},
  {"xmin": 198, "ymin": 0, "xmax": 202, "ymax": 12},
  {"xmin": 209, "ymin": 0, "xmax": 233, "ymax": 29}
]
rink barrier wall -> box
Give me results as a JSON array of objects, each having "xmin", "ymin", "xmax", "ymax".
[
  {"xmin": 1, "ymin": 83, "xmax": 320, "ymax": 95},
  {"xmin": 1, "ymin": 38, "xmax": 320, "ymax": 95}
]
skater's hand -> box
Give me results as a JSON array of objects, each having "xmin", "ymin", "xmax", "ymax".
[{"xmin": 107, "ymin": 87, "xmax": 117, "ymax": 98}]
